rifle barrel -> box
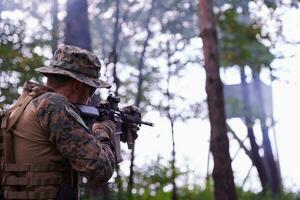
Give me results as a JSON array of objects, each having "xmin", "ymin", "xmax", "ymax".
[{"xmin": 140, "ymin": 121, "xmax": 154, "ymax": 127}]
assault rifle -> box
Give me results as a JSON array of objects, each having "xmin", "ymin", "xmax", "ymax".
[{"xmin": 76, "ymin": 94, "xmax": 154, "ymax": 163}]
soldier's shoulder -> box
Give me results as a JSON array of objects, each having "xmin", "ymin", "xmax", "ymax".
[
  {"xmin": 31, "ymin": 92, "xmax": 76, "ymax": 130},
  {"xmin": 32, "ymin": 92, "xmax": 70, "ymax": 109}
]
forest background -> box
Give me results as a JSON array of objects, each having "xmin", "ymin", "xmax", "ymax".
[{"xmin": 1, "ymin": 0, "xmax": 300, "ymax": 199}]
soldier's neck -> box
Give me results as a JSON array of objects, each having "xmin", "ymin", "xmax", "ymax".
[{"xmin": 47, "ymin": 83, "xmax": 73, "ymax": 101}]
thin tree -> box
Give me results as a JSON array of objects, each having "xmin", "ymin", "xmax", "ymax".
[
  {"xmin": 199, "ymin": 0, "xmax": 237, "ymax": 199},
  {"xmin": 106, "ymin": 0, "xmax": 125, "ymax": 198},
  {"xmin": 51, "ymin": 0, "xmax": 59, "ymax": 55},
  {"xmin": 0, "ymin": 0, "xmax": 3, "ymax": 14},
  {"xmin": 165, "ymin": 40, "xmax": 178, "ymax": 200},
  {"xmin": 127, "ymin": 1, "xmax": 156, "ymax": 199},
  {"xmin": 108, "ymin": 0, "xmax": 121, "ymax": 96}
]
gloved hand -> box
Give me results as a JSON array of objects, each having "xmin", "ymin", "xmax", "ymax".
[
  {"xmin": 120, "ymin": 105, "xmax": 141, "ymax": 143},
  {"xmin": 92, "ymin": 120, "xmax": 116, "ymax": 144}
]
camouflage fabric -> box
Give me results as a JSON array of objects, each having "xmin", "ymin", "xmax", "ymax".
[
  {"xmin": 35, "ymin": 45, "xmax": 110, "ymax": 88},
  {"xmin": 92, "ymin": 121, "xmax": 116, "ymax": 144},
  {"xmin": 30, "ymin": 83, "xmax": 115, "ymax": 182}
]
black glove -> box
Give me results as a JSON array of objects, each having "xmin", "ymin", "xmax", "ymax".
[{"xmin": 120, "ymin": 105, "xmax": 141, "ymax": 143}]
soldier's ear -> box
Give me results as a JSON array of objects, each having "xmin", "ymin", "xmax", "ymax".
[{"xmin": 70, "ymin": 79, "xmax": 81, "ymax": 92}]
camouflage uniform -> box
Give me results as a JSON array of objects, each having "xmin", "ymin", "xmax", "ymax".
[
  {"xmin": 0, "ymin": 45, "xmax": 115, "ymax": 200},
  {"xmin": 31, "ymin": 84, "xmax": 115, "ymax": 180}
]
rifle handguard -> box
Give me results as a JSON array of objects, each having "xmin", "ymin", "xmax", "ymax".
[{"xmin": 75, "ymin": 94, "xmax": 154, "ymax": 163}]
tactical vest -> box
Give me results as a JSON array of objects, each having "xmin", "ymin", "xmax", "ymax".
[{"xmin": 0, "ymin": 83, "xmax": 77, "ymax": 200}]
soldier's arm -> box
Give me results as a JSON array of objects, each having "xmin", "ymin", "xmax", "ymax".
[{"xmin": 32, "ymin": 92, "xmax": 115, "ymax": 182}]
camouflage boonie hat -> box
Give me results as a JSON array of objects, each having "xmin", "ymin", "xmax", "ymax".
[{"xmin": 35, "ymin": 45, "xmax": 111, "ymax": 88}]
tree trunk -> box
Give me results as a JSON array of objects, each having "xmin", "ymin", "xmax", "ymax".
[
  {"xmin": 199, "ymin": 1, "xmax": 237, "ymax": 200},
  {"xmin": 0, "ymin": 0, "xmax": 3, "ymax": 16},
  {"xmin": 64, "ymin": 0, "xmax": 91, "ymax": 50},
  {"xmin": 51, "ymin": 0, "xmax": 59, "ymax": 55},
  {"xmin": 166, "ymin": 41, "xmax": 178, "ymax": 200},
  {"xmin": 127, "ymin": 148, "xmax": 135, "ymax": 200},
  {"xmin": 106, "ymin": 0, "xmax": 124, "ymax": 197},
  {"xmin": 170, "ymin": 120, "xmax": 178, "ymax": 200},
  {"xmin": 108, "ymin": 0, "xmax": 121, "ymax": 96},
  {"xmin": 127, "ymin": 1, "xmax": 155, "ymax": 199},
  {"xmin": 240, "ymin": 67, "xmax": 269, "ymax": 192},
  {"xmin": 253, "ymin": 70, "xmax": 281, "ymax": 195}
]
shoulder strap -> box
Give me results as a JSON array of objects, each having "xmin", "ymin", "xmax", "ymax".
[
  {"xmin": 3, "ymin": 190, "xmax": 57, "ymax": 199},
  {"xmin": 0, "ymin": 110, "xmax": 6, "ymax": 162},
  {"xmin": 3, "ymin": 91, "xmax": 37, "ymax": 163}
]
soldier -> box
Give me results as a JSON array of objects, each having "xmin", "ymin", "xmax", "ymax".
[{"xmin": 0, "ymin": 45, "xmax": 134, "ymax": 199}]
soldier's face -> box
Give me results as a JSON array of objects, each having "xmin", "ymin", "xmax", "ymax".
[
  {"xmin": 69, "ymin": 81, "xmax": 96, "ymax": 104},
  {"xmin": 77, "ymin": 85, "xmax": 96, "ymax": 104}
]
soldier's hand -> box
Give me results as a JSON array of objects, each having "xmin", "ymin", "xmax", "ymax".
[
  {"xmin": 120, "ymin": 105, "xmax": 141, "ymax": 116},
  {"xmin": 120, "ymin": 105, "xmax": 141, "ymax": 143},
  {"xmin": 92, "ymin": 120, "xmax": 116, "ymax": 144}
]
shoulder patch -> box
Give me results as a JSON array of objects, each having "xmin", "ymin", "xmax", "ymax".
[{"xmin": 65, "ymin": 105, "xmax": 90, "ymax": 133}]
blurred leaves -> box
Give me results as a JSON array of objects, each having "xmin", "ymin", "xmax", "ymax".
[
  {"xmin": 218, "ymin": 8, "xmax": 275, "ymax": 71},
  {"xmin": 0, "ymin": 17, "xmax": 43, "ymax": 108},
  {"xmin": 83, "ymin": 158, "xmax": 300, "ymax": 200}
]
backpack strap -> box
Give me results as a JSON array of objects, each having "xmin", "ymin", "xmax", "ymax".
[
  {"xmin": 0, "ymin": 162, "xmax": 70, "ymax": 172},
  {"xmin": 3, "ymin": 91, "xmax": 37, "ymax": 163},
  {"xmin": 0, "ymin": 110, "xmax": 6, "ymax": 166},
  {"xmin": 3, "ymin": 190, "xmax": 57, "ymax": 199},
  {"xmin": 2, "ymin": 176, "xmax": 71, "ymax": 186}
]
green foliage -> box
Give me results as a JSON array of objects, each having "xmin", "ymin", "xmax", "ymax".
[
  {"xmin": 130, "ymin": 159, "xmax": 179, "ymax": 200},
  {"xmin": 0, "ymin": 18, "xmax": 43, "ymax": 108},
  {"xmin": 82, "ymin": 159, "xmax": 300, "ymax": 200},
  {"xmin": 218, "ymin": 8, "xmax": 275, "ymax": 71},
  {"xmin": 179, "ymin": 178, "xmax": 214, "ymax": 200},
  {"xmin": 235, "ymin": 187, "xmax": 300, "ymax": 200}
]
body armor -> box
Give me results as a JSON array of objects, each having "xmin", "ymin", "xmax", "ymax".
[{"xmin": 0, "ymin": 82, "xmax": 77, "ymax": 200}]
